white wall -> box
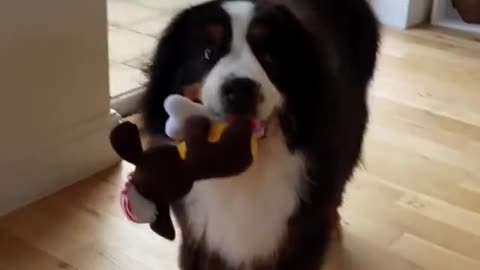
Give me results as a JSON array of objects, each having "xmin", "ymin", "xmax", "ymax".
[
  {"xmin": 369, "ymin": 0, "xmax": 432, "ymax": 29},
  {"xmin": 0, "ymin": 0, "xmax": 120, "ymax": 215}
]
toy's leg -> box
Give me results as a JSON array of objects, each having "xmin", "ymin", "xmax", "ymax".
[
  {"xmin": 121, "ymin": 181, "xmax": 157, "ymax": 224},
  {"xmin": 150, "ymin": 204, "xmax": 176, "ymax": 241}
]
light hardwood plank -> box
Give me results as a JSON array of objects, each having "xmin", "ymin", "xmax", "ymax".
[
  {"xmin": 334, "ymin": 231, "xmax": 426, "ymax": 270},
  {"xmin": 397, "ymin": 193, "xmax": 480, "ymax": 237},
  {"xmin": 390, "ymin": 234, "xmax": 480, "ymax": 270},
  {"xmin": 344, "ymin": 171, "xmax": 480, "ymax": 261},
  {"xmin": 362, "ymin": 136, "xmax": 480, "ymax": 212},
  {"xmin": 0, "ymin": 230, "xmax": 76, "ymax": 270},
  {"xmin": 460, "ymin": 181, "xmax": 480, "ymax": 194}
]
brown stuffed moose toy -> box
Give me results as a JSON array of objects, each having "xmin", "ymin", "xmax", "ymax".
[{"xmin": 110, "ymin": 95, "xmax": 259, "ymax": 241}]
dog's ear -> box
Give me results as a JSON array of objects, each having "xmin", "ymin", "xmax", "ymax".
[
  {"xmin": 142, "ymin": 6, "xmax": 199, "ymax": 135},
  {"xmin": 110, "ymin": 122, "xmax": 143, "ymax": 164}
]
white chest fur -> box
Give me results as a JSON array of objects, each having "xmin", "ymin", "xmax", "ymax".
[{"xmin": 183, "ymin": 128, "xmax": 305, "ymax": 267}]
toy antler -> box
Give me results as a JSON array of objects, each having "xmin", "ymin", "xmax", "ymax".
[{"xmin": 110, "ymin": 121, "xmax": 143, "ymax": 164}]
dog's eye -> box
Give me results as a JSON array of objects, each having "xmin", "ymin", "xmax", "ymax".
[{"xmin": 204, "ymin": 48, "xmax": 213, "ymax": 60}]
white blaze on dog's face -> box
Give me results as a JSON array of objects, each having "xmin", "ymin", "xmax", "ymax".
[{"xmin": 201, "ymin": 1, "xmax": 282, "ymax": 121}]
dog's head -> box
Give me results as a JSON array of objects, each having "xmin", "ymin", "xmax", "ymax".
[
  {"xmin": 142, "ymin": 0, "xmax": 319, "ymax": 135},
  {"xmin": 143, "ymin": 0, "xmax": 379, "ymax": 151}
]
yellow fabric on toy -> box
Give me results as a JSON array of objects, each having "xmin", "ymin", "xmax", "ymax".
[
  {"xmin": 177, "ymin": 142, "xmax": 187, "ymax": 160},
  {"xmin": 250, "ymin": 136, "xmax": 258, "ymax": 162},
  {"xmin": 208, "ymin": 123, "xmax": 227, "ymax": 143},
  {"xmin": 176, "ymin": 122, "xmax": 257, "ymax": 161}
]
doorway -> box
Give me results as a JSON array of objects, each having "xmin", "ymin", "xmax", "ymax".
[{"xmin": 107, "ymin": 0, "xmax": 205, "ymax": 115}]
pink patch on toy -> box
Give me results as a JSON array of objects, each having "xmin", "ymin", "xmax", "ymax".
[{"xmin": 120, "ymin": 184, "xmax": 139, "ymax": 222}]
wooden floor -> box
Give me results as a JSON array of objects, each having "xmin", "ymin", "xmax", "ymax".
[{"xmin": 1, "ymin": 27, "xmax": 480, "ymax": 270}]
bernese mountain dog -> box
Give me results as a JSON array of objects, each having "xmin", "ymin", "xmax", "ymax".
[{"xmin": 141, "ymin": 0, "xmax": 379, "ymax": 269}]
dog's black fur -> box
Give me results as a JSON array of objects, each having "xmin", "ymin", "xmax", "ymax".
[{"xmin": 142, "ymin": 1, "xmax": 379, "ymax": 269}]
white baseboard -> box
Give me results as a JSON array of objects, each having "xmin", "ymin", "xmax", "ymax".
[
  {"xmin": 111, "ymin": 87, "xmax": 144, "ymax": 116},
  {"xmin": 0, "ymin": 110, "xmax": 122, "ymax": 216},
  {"xmin": 370, "ymin": 0, "xmax": 432, "ymax": 29}
]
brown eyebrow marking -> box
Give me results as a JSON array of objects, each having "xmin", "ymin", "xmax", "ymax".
[
  {"xmin": 249, "ymin": 24, "xmax": 267, "ymax": 40},
  {"xmin": 182, "ymin": 82, "xmax": 202, "ymax": 102},
  {"xmin": 205, "ymin": 24, "xmax": 225, "ymax": 46}
]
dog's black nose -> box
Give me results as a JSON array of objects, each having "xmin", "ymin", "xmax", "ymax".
[{"xmin": 222, "ymin": 77, "xmax": 260, "ymax": 115}]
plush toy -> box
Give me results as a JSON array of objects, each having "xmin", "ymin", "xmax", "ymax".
[
  {"xmin": 110, "ymin": 97, "xmax": 258, "ymax": 240},
  {"xmin": 164, "ymin": 94, "xmax": 264, "ymax": 146},
  {"xmin": 164, "ymin": 94, "xmax": 218, "ymax": 141}
]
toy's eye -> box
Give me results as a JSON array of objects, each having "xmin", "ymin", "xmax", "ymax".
[
  {"xmin": 204, "ymin": 48, "xmax": 212, "ymax": 60},
  {"xmin": 264, "ymin": 53, "xmax": 273, "ymax": 64}
]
